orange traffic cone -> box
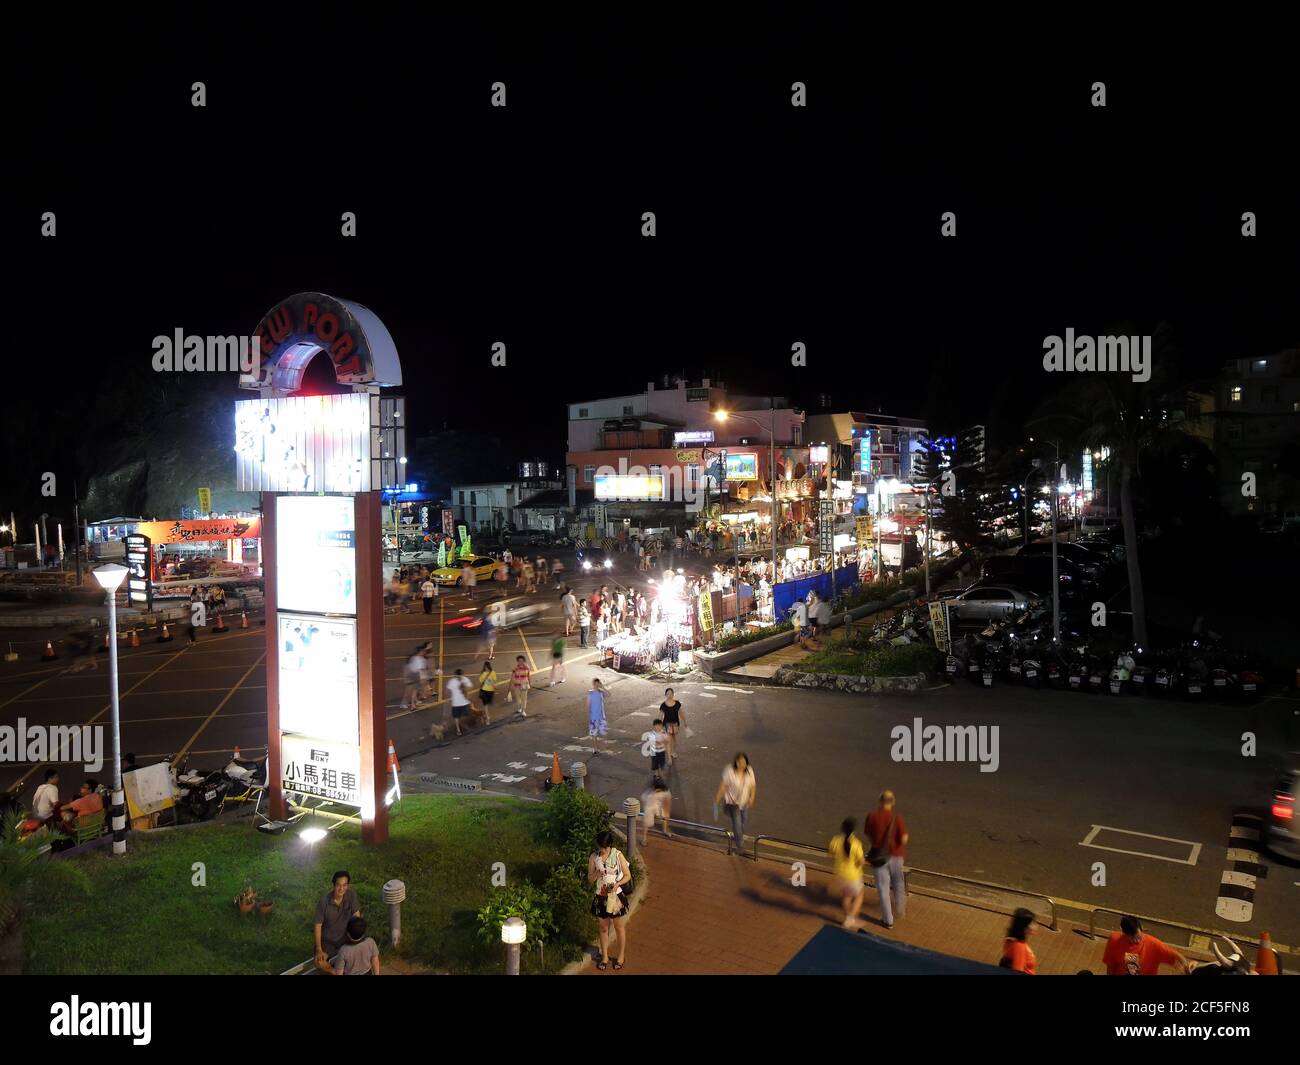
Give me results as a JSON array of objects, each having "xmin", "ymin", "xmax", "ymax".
[
  {"xmin": 42, "ymin": 640, "xmax": 57, "ymax": 660},
  {"xmin": 387, "ymin": 741, "xmax": 400, "ymax": 774},
  {"xmin": 233, "ymin": 745, "xmax": 241, "ymax": 760},
  {"xmin": 241, "ymin": 610, "xmax": 249, "ymax": 629},
  {"xmin": 130, "ymin": 629, "xmax": 141, "ymax": 648},
  {"xmin": 1256, "ymin": 932, "xmax": 1280, "ymax": 975},
  {"xmin": 157, "ymin": 623, "xmax": 173, "ymax": 643},
  {"xmin": 550, "ymin": 752, "xmax": 563, "ymax": 786},
  {"xmin": 213, "ymin": 612, "xmax": 228, "ymax": 633}
]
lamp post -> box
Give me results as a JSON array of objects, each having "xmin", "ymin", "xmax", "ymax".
[
  {"xmin": 92, "ymin": 563, "xmax": 129, "ymax": 855},
  {"xmin": 714, "ymin": 407, "xmax": 778, "ymax": 599},
  {"xmin": 1021, "ymin": 459, "xmax": 1045, "ymax": 548},
  {"xmin": 502, "ymin": 916, "xmax": 526, "ymax": 975}
]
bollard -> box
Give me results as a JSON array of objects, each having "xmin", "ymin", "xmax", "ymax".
[
  {"xmin": 570, "ymin": 762, "xmax": 587, "ymax": 791},
  {"xmin": 382, "ymin": 879, "xmax": 407, "ymax": 948},
  {"xmin": 502, "ymin": 916, "xmax": 526, "ymax": 976},
  {"xmin": 623, "ymin": 797, "xmax": 641, "ymax": 861}
]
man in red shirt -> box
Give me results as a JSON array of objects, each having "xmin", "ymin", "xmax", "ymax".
[
  {"xmin": 1102, "ymin": 915, "xmax": 1189, "ymax": 974},
  {"xmin": 864, "ymin": 789, "xmax": 909, "ymax": 929}
]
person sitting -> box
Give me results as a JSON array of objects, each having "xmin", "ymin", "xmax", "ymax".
[
  {"xmin": 58, "ymin": 778, "xmax": 105, "ymax": 835},
  {"xmin": 330, "ymin": 915, "xmax": 381, "ymax": 975},
  {"xmin": 32, "ymin": 768, "xmax": 61, "ymax": 825}
]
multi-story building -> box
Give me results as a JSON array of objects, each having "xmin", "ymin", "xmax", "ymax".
[
  {"xmin": 1214, "ymin": 348, "xmax": 1300, "ymax": 515},
  {"xmin": 565, "ymin": 376, "xmax": 811, "ymax": 533}
]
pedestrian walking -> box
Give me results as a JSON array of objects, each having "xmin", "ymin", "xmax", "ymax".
[
  {"xmin": 476, "ymin": 660, "xmax": 497, "ymax": 725},
  {"xmin": 713, "ymin": 753, "xmax": 756, "ymax": 855},
  {"xmin": 999, "ymin": 908, "xmax": 1038, "ymax": 973},
  {"xmin": 828, "ymin": 817, "xmax": 867, "ymax": 929},
  {"xmin": 1101, "ymin": 915, "xmax": 1189, "ymax": 975},
  {"xmin": 659, "ymin": 687, "xmax": 686, "ymax": 762},
  {"xmin": 578, "ymin": 600, "xmax": 591, "ymax": 647},
  {"xmin": 421, "ymin": 575, "xmax": 437, "ymax": 613},
  {"xmin": 865, "ymin": 789, "xmax": 909, "ymax": 929},
  {"xmin": 523, "ymin": 560, "xmax": 536, "ymax": 594},
  {"xmin": 461, "ymin": 560, "xmax": 477, "ymax": 601},
  {"xmin": 646, "ymin": 719, "xmax": 668, "ymax": 773},
  {"xmin": 478, "ymin": 611, "xmax": 497, "ymax": 660},
  {"xmin": 508, "ymin": 654, "xmax": 531, "ymax": 716},
  {"xmin": 445, "ymin": 667, "xmax": 473, "ymax": 737},
  {"xmin": 639, "ymin": 776, "xmax": 673, "ymax": 845},
  {"xmin": 793, "ymin": 599, "xmax": 810, "ymax": 649},
  {"xmin": 588, "ymin": 830, "xmax": 632, "ymax": 970},
  {"xmin": 549, "ymin": 634, "xmax": 567, "ymax": 686},
  {"xmin": 561, "ymin": 587, "xmax": 577, "ymax": 636},
  {"xmin": 595, "ymin": 605, "xmax": 609, "ymax": 645},
  {"xmin": 587, "ymin": 677, "xmax": 607, "ymax": 750},
  {"xmin": 401, "ymin": 645, "xmax": 426, "ymax": 709}
]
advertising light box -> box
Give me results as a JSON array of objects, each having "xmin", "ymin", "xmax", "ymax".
[
  {"xmin": 280, "ymin": 733, "xmax": 362, "ymax": 807},
  {"xmin": 724, "ymin": 453, "xmax": 758, "ymax": 481},
  {"xmin": 276, "ymin": 495, "xmax": 356, "ymax": 615},
  {"xmin": 235, "ymin": 393, "xmax": 372, "ymax": 493},
  {"xmin": 278, "ymin": 613, "xmax": 359, "ymax": 744},
  {"xmin": 594, "ymin": 474, "xmax": 664, "ymax": 500}
]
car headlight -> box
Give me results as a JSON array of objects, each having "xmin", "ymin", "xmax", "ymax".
[
  {"xmin": 604, "ymin": 559, "xmax": 612, "ymax": 568},
  {"xmin": 583, "ymin": 561, "xmax": 592, "ymax": 570}
]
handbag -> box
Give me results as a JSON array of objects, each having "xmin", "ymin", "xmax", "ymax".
[{"xmin": 867, "ymin": 813, "xmax": 895, "ymax": 868}]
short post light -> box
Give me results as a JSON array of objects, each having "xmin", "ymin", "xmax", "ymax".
[{"xmin": 502, "ymin": 915, "xmax": 527, "ymax": 975}]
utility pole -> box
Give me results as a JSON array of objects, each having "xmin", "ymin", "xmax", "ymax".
[
  {"xmin": 825, "ymin": 442, "xmax": 836, "ymax": 600},
  {"xmin": 73, "ymin": 481, "xmax": 82, "ymax": 587},
  {"xmin": 1050, "ymin": 441, "xmax": 1061, "ymax": 643}
]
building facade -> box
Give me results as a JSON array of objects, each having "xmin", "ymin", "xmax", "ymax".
[{"xmin": 1214, "ymin": 348, "xmax": 1300, "ymax": 515}]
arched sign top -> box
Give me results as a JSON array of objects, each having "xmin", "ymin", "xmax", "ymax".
[{"xmin": 244, "ymin": 291, "xmax": 403, "ymax": 394}]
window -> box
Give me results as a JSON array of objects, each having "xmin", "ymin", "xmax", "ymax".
[
  {"xmin": 623, "ymin": 405, "xmax": 634, "ymax": 415},
  {"xmin": 1260, "ymin": 385, "xmax": 1279, "ymax": 404},
  {"xmin": 459, "ymin": 491, "xmax": 466, "ymax": 504},
  {"xmin": 583, "ymin": 465, "xmax": 596, "ymax": 483},
  {"xmin": 792, "ymin": 424, "xmax": 801, "ymax": 444},
  {"xmin": 687, "ymin": 463, "xmax": 700, "ymax": 483},
  {"xmin": 1229, "ymin": 386, "xmax": 1242, "ymax": 404},
  {"xmin": 470, "ymin": 491, "xmax": 477, "ymax": 506},
  {"xmin": 579, "ymin": 407, "xmax": 589, "ymax": 417},
  {"xmin": 1227, "ymin": 424, "xmax": 1242, "ymax": 442}
]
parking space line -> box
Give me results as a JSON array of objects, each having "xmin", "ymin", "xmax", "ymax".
[
  {"xmin": 172, "ymin": 652, "xmax": 267, "ymax": 763},
  {"xmin": 1078, "ymin": 824, "xmax": 1201, "ymax": 865}
]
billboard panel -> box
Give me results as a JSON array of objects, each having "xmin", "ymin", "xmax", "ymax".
[
  {"xmin": 235, "ymin": 393, "xmax": 372, "ymax": 493},
  {"xmin": 275, "ymin": 495, "xmax": 357, "ymax": 615},
  {"xmin": 724, "ymin": 453, "xmax": 758, "ymax": 481},
  {"xmin": 593, "ymin": 474, "xmax": 664, "ymax": 500},
  {"xmin": 280, "ymin": 733, "xmax": 362, "ymax": 806},
  {"xmin": 278, "ymin": 613, "xmax": 359, "ymax": 744}
]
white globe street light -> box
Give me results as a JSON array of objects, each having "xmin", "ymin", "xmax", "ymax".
[
  {"xmin": 502, "ymin": 916, "xmax": 527, "ymax": 975},
  {"xmin": 93, "ymin": 563, "xmax": 130, "ymax": 854}
]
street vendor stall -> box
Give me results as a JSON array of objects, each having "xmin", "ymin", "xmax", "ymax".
[{"xmin": 597, "ymin": 569, "xmax": 695, "ymax": 672}]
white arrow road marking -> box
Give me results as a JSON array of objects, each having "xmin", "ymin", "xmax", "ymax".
[
  {"xmin": 564, "ymin": 744, "xmax": 595, "ymax": 753},
  {"xmin": 626, "ymin": 711, "xmax": 652, "ymax": 717},
  {"xmin": 706, "ymin": 685, "xmax": 751, "ymax": 694},
  {"xmin": 531, "ymin": 766, "xmax": 549, "ymax": 772}
]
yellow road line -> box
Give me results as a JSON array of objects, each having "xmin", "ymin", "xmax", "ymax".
[{"xmin": 172, "ymin": 652, "xmax": 267, "ymax": 762}]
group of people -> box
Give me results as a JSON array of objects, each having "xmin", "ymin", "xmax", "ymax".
[
  {"xmin": 312, "ymin": 870, "xmax": 382, "ymax": 975},
  {"xmin": 22, "ymin": 768, "xmax": 106, "ymax": 842}
]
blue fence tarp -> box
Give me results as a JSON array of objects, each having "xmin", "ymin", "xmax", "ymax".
[{"xmin": 772, "ymin": 563, "xmax": 859, "ymax": 619}]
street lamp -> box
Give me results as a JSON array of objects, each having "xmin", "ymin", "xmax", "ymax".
[
  {"xmin": 92, "ymin": 563, "xmax": 129, "ymax": 856},
  {"xmin": 502, "ymin": 916, "xmax": 526, "ymax": 975},
  {"xmin": 715, "ymin": 406, "xmax": 778, "ymax": 604}
]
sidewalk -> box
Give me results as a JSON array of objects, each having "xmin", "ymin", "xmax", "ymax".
[{"xmin": 577, "ymin": 835, "xmax": 1106, "ymax": 975}]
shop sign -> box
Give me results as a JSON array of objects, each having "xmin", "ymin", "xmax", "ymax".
[
  {"xmin": 928, "ymin": 601, "xmax": 951, "ymax": 653},
  {"xmin": 594, "ymin": 474, "xmax": 664, "ymax": 500},
  {"xmin": 124, "ymin": 534, "xmax": 152, "ymax": 609},
  {"xmin": 673, "ymin": 430, "xmax": 714, "ymax": 445},
  {"xmin": 280, "ymin": 733, "xmax": 362, "ymax": 806},
  {"xmin": 442, "ymin": 508, "xmax": 455, "ymax": 535},
  {"xmin": 234, "ymin": 392, "xmax": 372, "ymax": 493},
  {"xmin": 818, "ymin": 500, "xmax": 835, "ymax": 554},
  {"xmin": 808, "ymin": 445, "xmax": 828, "ymax": 464},
  {"xmin": 675, "ymin": 449, "xmax": 701, "ymax": 463},
  {"xmin": 855, "ymin": 515, "xmax": 874, "ymax": 550},
  {"xmin": 275, "ymin": 496, "xmax": 355, "ymax": 615},
  {"xmin": 136, "ymin": 517, "xmax": 261, "ymax": 545},
  {"xmin": 724, "ymin": 453, "xmax": 758, "ymax": 481},
  {"xmin": 697, "ymin": 591, "xmax": 714, "ymax": 630},
  {"xmin": 196, "ymin": 487, "xmax": 212, "ymax": 513}
]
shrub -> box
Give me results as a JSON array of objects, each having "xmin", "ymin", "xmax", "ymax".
[
  {"xmin": 796, "ymin": 642, "xmax": 943, "ymax": 678},
  {"xmin": 715, "ymin": 621, "xmax": 793, "ymax": 651},
  {"xmin": 476, "ymin": 882, "xmax": 556, "ymax": 950}
]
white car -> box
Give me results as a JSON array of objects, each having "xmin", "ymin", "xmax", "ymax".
[{"xmin": 943, "ymin": 583, "xmax": 1043, "ymax": 625}]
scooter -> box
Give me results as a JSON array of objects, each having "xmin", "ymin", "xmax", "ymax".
[{"xmin": 1108, "ymin": 651, "xmax": 1135, "ymax": 695}]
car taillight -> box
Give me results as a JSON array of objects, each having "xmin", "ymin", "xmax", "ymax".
[{"xmin": 1273, "ymin": 796, "xmax": 1294, "ymax": 821}]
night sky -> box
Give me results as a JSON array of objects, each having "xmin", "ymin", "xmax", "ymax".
[{"xmin": 10, "ymin": 11, "xmax": 1298, "ymax": 503}]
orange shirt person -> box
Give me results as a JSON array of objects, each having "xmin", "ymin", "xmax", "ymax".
[
  {"xmin": 1000, "ymin": 909, "xmax": 1038, "ymax": 974},
  {"xmin": 60, "ymin": 780, "xmax": 105, "ymax": 827},
  {"xmin": 1102, "ymin": 915, "xmax": 1188, "ymax": 974}
]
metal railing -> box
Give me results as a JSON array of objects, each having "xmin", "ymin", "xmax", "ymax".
[
  {"xmin": 1085, "ymin": 906, "xmax": 1291, "ymax": 961},
  {"xmin": 750, "ymin": 835, "xmax": 1059, "ymax": 930},
  {"xmin": 645, "ymin": 816, "xmax": 736, "ymax": 853}
]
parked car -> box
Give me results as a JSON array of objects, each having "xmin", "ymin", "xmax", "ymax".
[
  {"xmin": 576, "ymin": 546, "xmax": 614, "ymax": 572},
  {"xmin": 1018, "ymin": 540, "xmax": 1109, "ymax": 579},
  {"xmin": 980, "ymin": 554, "xmax": 1094, "ymax": 597},
  {"xmin": 942, "ymin": 583, "xmax": 1043, "ymax": 625},
  {"xmin": 1074, "ymin": 533, "xmax": 1126, "ymax": 563},
  {"xmin": 1266, "ymin": 761, "xmax": 1299, "ymax": 861}
]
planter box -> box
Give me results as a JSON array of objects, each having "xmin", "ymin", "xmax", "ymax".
[{"xmin": 695, "ymin": 629, "xmax": 796, "ymax": 675}]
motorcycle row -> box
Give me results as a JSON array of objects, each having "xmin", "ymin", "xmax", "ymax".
[{"xmin": 943, "ymin": 606, "xmax": 1263, "ymax": 699}]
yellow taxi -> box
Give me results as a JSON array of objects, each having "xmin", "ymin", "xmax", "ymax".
[{"xmin": 429, "ymin": 553, "xmax": 500, "ymax": 587}]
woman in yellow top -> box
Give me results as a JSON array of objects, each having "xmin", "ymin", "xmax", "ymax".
[
  {"xmin": 477, "ymin": 660, "xmax": 498, "ymax": 724},
  {"xmin": 828, "ymin": 817, "xmax": 866, "ymax": 930}
]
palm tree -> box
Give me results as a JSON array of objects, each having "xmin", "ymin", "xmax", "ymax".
[{"xmin": 1029, "ymin": 324, "xmax": 1200, "ymax": 649}]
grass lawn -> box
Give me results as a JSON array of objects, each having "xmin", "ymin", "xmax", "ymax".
[{"xmin": 23, "ymin": 794, "xmax": 573, "ymax": 975}]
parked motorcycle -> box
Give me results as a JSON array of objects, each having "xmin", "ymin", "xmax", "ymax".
[{"xmin": 1108, "ymin": 651, "xmax": 1135, "ymax": 695}]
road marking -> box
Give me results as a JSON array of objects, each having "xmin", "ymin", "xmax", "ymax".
[
  {"xmin": 173, "ymin": 652, "xmax": 268, "ymax": 763},
  {"xmin": 626, "ymin": 711, "xmax": 652, "ymax": 717},
  {"xmin": 1215, "ymin": 813, "xmax": 1262, "ymax": 923},
  {"xmin": 507, "ymin": 761, "xmax": 529, "ymax": 769},
  {"xmin": 705, "ymin": 685, "xmax": 751, "ymax": 694},
  {"xmin": 696, "ymin": 692, "xmax": 717, "ymax": 699},
  {"xmin": 1078, "ymin": 825, "xmax": 1201, "ymax": 865}
]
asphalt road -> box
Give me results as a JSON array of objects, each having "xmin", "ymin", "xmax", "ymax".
[{"xmin": 3, "ymin": 548, "xmax": 1297, "ymax": 946}]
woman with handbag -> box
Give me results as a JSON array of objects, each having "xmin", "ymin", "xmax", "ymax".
[
  {"xmin": 714, "ymin": 753, "xmax": 756, "ymax": 855},
  {"xmin": 587, "ymin": 830, "xmax": 632, "ymax": 970}
]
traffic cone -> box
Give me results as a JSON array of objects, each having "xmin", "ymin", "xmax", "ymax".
[
  {"xmin": 550, "ymin": 752, "xmax": 563, "ymax": 786},
  {"xmin": 97, "ymin": 633, "xmax": 110, "ymax": 653},
  {"xmin": 213, "ymin": 612, "xmax": 228, "ymax": 633},
  {"xmin": 233, "ymin": 745, "xmax": 241, "ymax": 760},
  {"xmin": 387, "ymin": 741, "xmax": 400, "ymax": 774},
  {"xmin": 157, "ymin": 623, "xmax": 173, "ymax": 643},
  {"xmin": 1256, "ymin": 932, "xmax": 1280, "ymax": 975},
  {"xmin": 130, "ymin": 629, "xmax": 141, "ymax": 648},
  {"xmin": 241, "ymin": 610, "xmax": 249, "ymax": 629},
  {"xmin": 42, "ymin": 640, "xmax": 57, "ymax": 660}
]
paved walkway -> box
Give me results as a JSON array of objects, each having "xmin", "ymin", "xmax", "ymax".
[{"xmin": 577, "ymin": 835, "xmax": 1115, "ymax": 975}]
